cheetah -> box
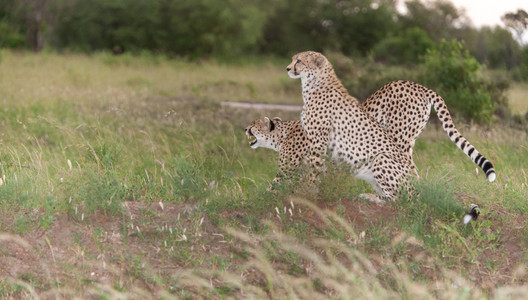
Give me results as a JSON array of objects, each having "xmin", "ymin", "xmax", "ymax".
[
  {"xmin": 246, "ymin": 81, "xmax": 497, "ymax": 191},
  {"xmin": 247, "ymin": 54, "xmax": 496, "ymax": 195},
  {"xmin": 245, "ymin": 117, "xmax": 308, "ymax": 189},
  {"xmin": 286, "ymin": 51, "xmax": 412, "ymax": 202},
  {"xmin": 363, "ymin": 80, "xmax": 496, "ymax": 182}
]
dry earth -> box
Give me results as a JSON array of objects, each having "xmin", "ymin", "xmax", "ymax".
[{"xmin": 0, "ymin": 196, "xmax": 525, "ymax": 297}]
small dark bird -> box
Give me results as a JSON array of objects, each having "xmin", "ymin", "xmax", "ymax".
[{"xmin": 463, "ymin": 204, "xmax": 480, "ymax": 224}]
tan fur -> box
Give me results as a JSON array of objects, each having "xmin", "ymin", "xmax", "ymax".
[
  {"xmin": 247, "ymin": 54, "xmax": 496, "ymax": 195},
  {"xmin": 245, "ymin": 117, "xmax": 308, "ymax": 190},
  {"xmin": 286, "ymin": 51, "xmax": 411, "ymax": 202},
  {"xmin": 364, "ymin": 80, "xmax": 496, "ymax": 182},
  {"xmin": 247, "ymin": 80, "xmax": 498, "ymax": 192}
]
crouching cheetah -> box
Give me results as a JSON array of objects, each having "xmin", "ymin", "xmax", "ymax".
[
  {"xmin": 286, "ymin": 51, "xmax": 412, "ymax": 202},
  {"xmin": 245, "ymin": 117, "xmax": 308, "ymax": 189}
]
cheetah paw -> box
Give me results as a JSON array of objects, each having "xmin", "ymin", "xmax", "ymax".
[{"xmin": 358, "ymin": 193, "xmax": 386, "ymax": 205}]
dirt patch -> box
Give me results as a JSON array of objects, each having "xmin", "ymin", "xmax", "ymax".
[
  {"xmin": 297, "ymin": 197, "xmax": 398, "ymax": 232},
  {"xmin": 0, "ymin": 201, "xmax": 234, "ymax": 296},
  {"xmin": 0, "ymin": 197, "xmax": 525, "ymax": 297}
]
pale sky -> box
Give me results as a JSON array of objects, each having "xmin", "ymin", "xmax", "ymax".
[
  {"xmin": 451, "ymin": 0, "xmax": 527, "ymax": 27},
  {"xmin": 397, "ymin": 0, "xmax": 528, "ymax": 43}
]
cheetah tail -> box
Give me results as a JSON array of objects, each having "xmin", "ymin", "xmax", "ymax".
[{"xmin": 431, "ymin": 93, "xmax": 496, "ymax": 183}]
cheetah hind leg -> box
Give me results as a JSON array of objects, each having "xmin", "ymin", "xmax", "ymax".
[
  {"xmin": 406, "ymin": 148, "xmax": 420, "ymax": 179},
  {"xmin": 355, "ymin": 154, "xmax": 407, "ymax": 203},
  {"xmin": 355, "ymin": 164, "xmax": 387, "ymax": 205},
  {"xmin": 409, "ymin": 162, "xmax": 420, "ymax": 179}
]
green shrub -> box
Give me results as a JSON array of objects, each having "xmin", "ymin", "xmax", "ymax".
[
  {"xmin": 170, "ymin": 157, "xmax": 209, "ymax": 202},
  {"xmin": 419, "ymin": 40, "xmax": 507, "ymax": 123},
  {"xmin": 0, "ymin": 21, "xmax": 25, "ymax": 48},
  {"xmin": 372, "ymin": 27, "xmax": 435, "ymax": 65},
  {"xmin": 72, "ymin": 171, "xmax": 127, "ymax": 215},
  {"xmin": 327, "ymin": 52, "xmax": 415, "ymax": 100},
  {"xmin": 512, "ymin": 46, "xmax": 528, "ymax": 81}
]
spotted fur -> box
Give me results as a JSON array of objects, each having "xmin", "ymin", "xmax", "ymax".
[
  {"xmin": 363, "ymin": 80, "xmax": 496, "ymax": 182},
  {"xmin": 286, "ymin": 51, "xmax": 411, "ymax": 202},
  {"xmin": 248, "ymin": 81, "xmax": 498, "ymax": 189},
  {"xmin": 245, "ymin": 117, "xmax": 308, "ymax": 189}
]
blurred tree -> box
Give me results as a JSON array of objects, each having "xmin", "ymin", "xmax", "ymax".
[
  {"xmin": 318, "ymin": 0, "xmax": 397, "ymax": 55},
  {"xmin": 157, "ymin": 0, "xmax": 267, "ymax": 57},
  {"xmin": 372, "ymin": 27, "xmax": 435, "ymax": 64},
  {"xmin": 54, "ymin": 0, "xmax": 161, "ymax": 52},
  {"xmin": 23, "ymin": 0, "xmax": 50, "ymax": 51},
  {"xmin": 400, "ymin": 0, "xmax": 470, "ymax": 43},
  {"xmin": 0, "ymin": 0, "xmax": 26, "ymax": 48},
  {"xmin": 54, "ymin": 0, "xmax": 267, "ymax": 57},
  {"xmin": 260, "ymin": 0, "xmax": 397, "ymax": 56},
  {"xmin": 259, "ymin": 0, "xmax": 325, "ymax": 55},
  {"xmin": 502, "ymin": 9, "xmax": 528, "ymax": 44},
  {"xmin": 420, "ymin": 40, "xmax": 506, "ymax": 123},
  {"xmin": 0, "ymin": 0, "xmax": 54, "ymax": 51},
  {"xmin": 468, "ymin": 26, "xmax": 521, "ymax": 70}
]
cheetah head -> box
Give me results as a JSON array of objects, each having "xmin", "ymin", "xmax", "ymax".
[
  {"xmin": 245, "ymin": 117, "xmax": 282, "ymax": 151},
  {"xmin": 286, "ymin": 51, "xmax": 329, "ymax": 80}
]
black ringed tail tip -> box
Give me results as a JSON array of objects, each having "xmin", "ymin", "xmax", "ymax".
[
  {"xmin": 487, "ymin": 169, "xmax": 496, "ymax": 182},
  {"xmin": 463, "ymin": 204, "xmax": 480, "ymax": 224},
  {"xmin": 432, "ymin": 92, "xmax": 496, "ymax": 183},
  {"xmin": 479, "ymin": 159, "xmax": 496, "ymax": 182}
]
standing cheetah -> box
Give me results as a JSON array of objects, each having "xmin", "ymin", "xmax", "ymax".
[{"xmin": 286, "ymin": 51, "xmax": 412, "ymax": 202}]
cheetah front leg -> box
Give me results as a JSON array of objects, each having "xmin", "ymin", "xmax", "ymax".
[
  {"xmin": 306, "ymin": 140, "xmax": 328, "ymax": 185},
  {"xmin": 301, "ymin": 121, "xmax": 330, "ymax": 186},
  {"xmin": 268, "ymin": 150, "xmax": 304, "ymax": 191}
]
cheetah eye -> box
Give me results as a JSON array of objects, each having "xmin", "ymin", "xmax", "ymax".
[{"xmin": 294, "ymin": 59, "xmax": 301, "ymax": 67}]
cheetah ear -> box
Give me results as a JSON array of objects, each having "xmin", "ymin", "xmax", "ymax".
[
  {"xmin": 273, "ymin": 117, "xmax": 282, "ymax": 122},
  {"xmin": 264, "ymin": 117, "xmax": 275, "ymax": 131},
  {"xmin": 315, "ymin": 56, "xmax": 325, "ymax": 67}
]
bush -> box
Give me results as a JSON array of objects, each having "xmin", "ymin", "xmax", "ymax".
[
  {"xmin": 419, "ymin": 40, "xmax": 507, "ymax": 123},
  {"xmin": 72, "ymin": 171, "xmax": 127, "ymax": 215},
  {"xmin": 372, "ymin": 27, "xmax": 435, "ymax": 64},
  {"xmin": 512, "ymin": 46, "xmax": 528, "ymax": 81},
  {"xmin": 327, "ymin": 52, "xmax": 415, "ymax": 100},
  {"xmin": 0, "ymin": 21, "xmax": 25, "ymax": 48},
  {"xmin": 53, "ymin": 0, "xmax": 267, "ymax": 58}
]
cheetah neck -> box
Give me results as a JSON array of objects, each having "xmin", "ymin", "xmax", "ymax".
[
  {"xmin": 301, "ymin": 71, "xmax": 350, "ymax": 104},
  {"xmin": 274, "ymin": 124, "xmax": 288, "ymax": 146}
]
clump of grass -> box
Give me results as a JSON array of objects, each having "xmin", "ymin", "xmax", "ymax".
[
  {"xmin": 317, "ymin": 163, "xmax": 371, "ymax": 202},
  {"xmin": 169, "ymin": 201, "xmax": 523, "ymax": 299},
  {"xmin": 399, "ymin": 176, "xmax": 465, "ymax": 225},
  {"xmin": 67, "ymin": 170, "xmax": 127, "ymax": 216},
  {"xmin": 168, "ymin": 157, "xmax": 209, "ymax": 203}
]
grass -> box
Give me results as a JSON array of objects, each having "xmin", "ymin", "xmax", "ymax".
[
  {"xmin": 508, "ymin": 82, "xmax": 528, "ymax": 116},
  {"xmin": 0, "ymin": 50, "xmax": 527, "ymax": 298}
]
